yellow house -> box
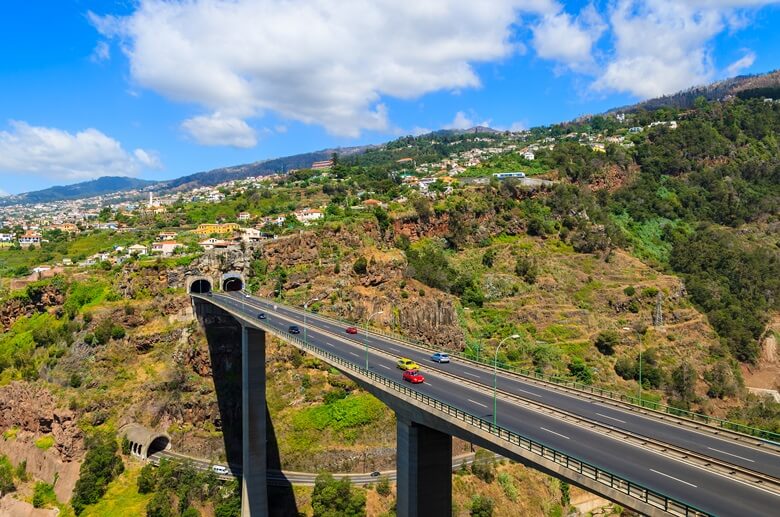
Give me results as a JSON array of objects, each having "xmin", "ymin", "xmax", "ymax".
[{"xmin": 193, "ymin": 223, "xmax": 240, "ymax": 235}]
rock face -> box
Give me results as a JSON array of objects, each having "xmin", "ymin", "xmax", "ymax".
[
  {"xmin": 0, "ymin": 284, "xmax": 65, "ymax": 331},
  {"xmin": 0, "ymin": 383, "xmax": 83, "ymax": 461}
]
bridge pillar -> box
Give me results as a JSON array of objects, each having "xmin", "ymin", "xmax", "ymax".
[
  {"xmin": 241, "ymin": 326, "xmax": 268, "ymax": 517},
  {"xmin": 396, "ymin": 416, "xmax": 452, "ymax": 517}
]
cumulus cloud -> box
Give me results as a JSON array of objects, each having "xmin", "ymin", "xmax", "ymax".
[
  {"xmin": 181, "ymin": 113, "xmax": 258, "ymax": 148},
  {"xmin": 0, "ymin": 121, "xmax": 159, "ymax": 180},
  {"xmin": 444, "ymin": 111, "xmax": 492, "ymax": 130},
  {"xmin": 90, "ymin": 0, "xmax": 565, "ymax": 140},
  {"xmin": 532, "ymin": 5, "xmax": 605, "ymax": 71},
  {"xmin": 593, "ymin": 0, "xmax": 779, "ymax": 98},
  {"xmin": 726, "ymin": 49, "xmax": 757, "ymax": 76}
]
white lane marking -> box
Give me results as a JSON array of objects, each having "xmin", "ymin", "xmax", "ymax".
[
  {"xmin": 468, "ymin": 399, "xmax": 488, "ymax": 408},
  {"xmin": 650, "ymin": 469, "xmax": 698, "ymax": 488},
  {"xmin": 540, "ymin": 427, "xmax": 570, "ymax": 440},
  {"xmin": 596, "ymin": 412, "xmax": 627, "ymax": 424},
  {"xmin": 349, "ymin": 352, "xmax": 359, "ymax": 358},
  {"xmin": 707, "ymin": 447, "xmax": 755, "ymax": 463},
  {"xmin": 325, "ymin": 342, "xmax": 335, "ymax": 347},
  {"xmin": 379, "ymin": 365, "xmax": 391, "ymax": 370},
  {"xmin": 387, "ymin": 347, "xmax": 400, "ymax": 353},
  {"xmin": 463, "ymin": 372, "xmax": 480, "ymax": 378},
  {"xmin": 516, "ymin": 388, "xmax": 542, "ymax": 398}
]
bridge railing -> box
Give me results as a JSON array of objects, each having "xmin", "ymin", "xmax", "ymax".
[
  {"xmin": 261, "ymin": 323, "xmax": 711, "ymax": 517},
  {"xmin": 285, "ymin": 301, "xmax": 779, "ymax": 444}
]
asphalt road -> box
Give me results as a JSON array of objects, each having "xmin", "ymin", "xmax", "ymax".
[{"xmin": 200, "ymin": 292, "xmax": 780, "ymax": 516}]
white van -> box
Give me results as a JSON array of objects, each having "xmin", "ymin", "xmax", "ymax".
[{"xmin": 212, "ymin": 465, "xmax": 229, "ymax": 475}]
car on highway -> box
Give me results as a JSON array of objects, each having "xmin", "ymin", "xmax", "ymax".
[
  {"xmin": 257, "ymin": 312, "xmax": 266, "ymax": 320},
  {"xmin": 212, "ymin": 465, "xmax": 229, "ymax": 475},
  {"xmin": 345, "ymin": 326, "xmax": 358, "ymax": 334},
  {"xmin": 397, "ymin": 357, "xmax": 419, "ymax": 370},
  {"xmin": 370, "ymin": 471, "xmax": 381, "ymax": 477},
  {"xmin": 402, "ymin": 369, "xmax": 425, "ymax": 384},
  {"xmin": 431, "ymin": 352, "xmax": 450, "ymax": 363},
  {"xmin": 288, "ymin": 325, "xmax": 301, "ymax": 334},
  {"xmin": 206, "ymin": 292, "xmax": 213, "ymax": 297}
]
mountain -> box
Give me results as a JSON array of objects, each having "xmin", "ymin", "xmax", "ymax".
[
  {"xmin": 0, "ymin": 176, "xmax": 157, "ymax": 206},
  {"xmin": 607, "ymin": 69, "xmax": 780, "ymax": 113},
  {"xmin": 1, "ymin": 145, "xmax": 379, "ymax": 206}
]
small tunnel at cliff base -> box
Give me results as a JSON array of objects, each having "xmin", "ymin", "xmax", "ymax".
[
  {"xmin": 222, "ymin": 277, "xmax": 244, "ymax": 292},
  {"xmin": 147, "ymin": 435, "xmax": 170, "ymax": 456},
  {"xmin": 190, "ymin": 279, "xmax": 212, "ymax": 294}
]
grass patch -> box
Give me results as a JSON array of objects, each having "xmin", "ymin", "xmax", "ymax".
[
  {"xmin": 292, "ymin": 393, "xmax": 385, "ymax": 431},
  {"xmin": 2, "ymin": 427, "xmax": 18, "ymax": 440},
  {"xmin": 35, "ymin": 435, "xmax": 55, "ymax": 450},
  {"xmin": 80, "ymin": 467, "xmax": 152, "ymax": 517}
]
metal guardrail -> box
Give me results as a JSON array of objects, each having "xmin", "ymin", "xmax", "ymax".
[
  {"xmin": 283, "ymin": 300, "xmax": 780, "ymax": 444},
  {"xmin": 230, "ymin": 305, "xmax": 712, "ymax": 517}
]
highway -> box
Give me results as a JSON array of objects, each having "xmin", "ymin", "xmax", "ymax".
[
  {"xmin": 150, "ymin": 450, "xmax": 480, "ymax": 486},
  {"xmin": 197, "ymin": 292, "xmax": 780, "ymax": 516}
]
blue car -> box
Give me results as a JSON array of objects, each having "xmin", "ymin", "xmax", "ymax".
[{"xmin": 431, "ymin": 352, "xmax": 450, "ymax": 363}]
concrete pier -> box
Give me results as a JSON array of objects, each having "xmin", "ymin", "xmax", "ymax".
[
  {"xmin": 396, "ymin": 416, "xmax": 452, "ymax": 517},
  {"xmin": 242, "ymin": 326, "xmax": 268, "ymax": 517}
]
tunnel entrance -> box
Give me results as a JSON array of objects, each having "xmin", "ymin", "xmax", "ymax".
[
  {"xmin": 190, "ymin": 279, "xmax": 212, "ymax": 294},
  {"xmin": 222, "ymin": 277, "xmax": 244, "ymax": 292},
  {"xmin": 147, "ymin": 435, "xmax": 170, "ymax": 456}
]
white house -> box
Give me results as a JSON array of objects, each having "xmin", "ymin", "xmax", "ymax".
[
  {"xmin": 0, "ymin": 233, "xmax": 13, "ymax": 242},
  {"xmin": 522, "ymin": 151, "xmax": 535, "ymax": 160},
  {"xmin": 237, "ymin": 212, "xmax": 252, "ymax": 222},
  {"xmin": 294, "ymin": 208, "xmax": 323, "ymax": 224},
  {"xmin": 18, "ymin": 231, "xmax": 41, "ymax": 247},
  {"xmin": 128, "ymin": 244, "xmax": 149, "ymax": 256},
  {"xmin": 241, "ymin": 228, "xmax": 265, "ymax": 242},
  {"xmin": 151, "ymin": 241, "xmax": 183, "ymax": 256},
  {"xmin": 199, "ymin": 238, "xmax": 239, "ymax": 251}
]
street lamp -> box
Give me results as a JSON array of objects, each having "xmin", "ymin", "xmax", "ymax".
[
  {"xmin": 303, "ymin": 296, "xmax": 320, "ymax": 344},
  {"xmin": 637, "ymin": 331, "xmax": 643, "ymax": 407},
  {"xmin": 364, "ymin": 310, "xmax": 384, "ymax": 370},
  {"xmin": 494, "ymin": 334, "xmax": 520, "ymax": 428}
]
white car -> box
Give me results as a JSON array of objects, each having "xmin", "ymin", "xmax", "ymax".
[{"xmin": 212, "ymin": 465, "xmax": 229, "ymax": 475}]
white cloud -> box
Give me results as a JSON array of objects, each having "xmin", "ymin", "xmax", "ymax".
[
  {"xmin": 444, "ymin": 111, "xmax": 493, "ymax": 130},
  {"xmin": 90, "ymin": 41, "xmax": 111, "ymax": 62},
  {"xmin": 532, "ymin": 6, "xmax": 605, "ymax": 71},
  {"xmin": 133, "ymin": 148, "xmax": 162, "ymax": 169},
  {"xmin": 181, "ymin": 113, "xmax": 258, "ymax": 148},
  {"xmin": 726, "ymin": 49, "xmax": 756, "ymax": 76},
  {"xmin": 0, "ymin": 188, "xmax": 8, "ymax": 198},
  {"xmin": 593, "ymin": 0, "xmax": 779, "ymax": 99},
  {"xmin": 91, "ymin": 0, "xmax": 566, "ymax": 140},
  {"xmin": 0, "ymin": 121, "xmax": 158, "ymax": 180}
]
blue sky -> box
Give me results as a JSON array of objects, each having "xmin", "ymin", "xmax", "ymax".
[{"xmin": 1, "ymin": 0, "xmax": 779, "ymax": 195}]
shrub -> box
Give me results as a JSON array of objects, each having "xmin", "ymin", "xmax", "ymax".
[
  {"xmin": 352, "ymin": 256, "xmax": 368, "ymax": 275},
  {"xmin": 497, "ymin": 472, "xmax": 517, "ymax": 502},
  {"xmin": 642, "ymin": 287, "xmax": 660, "ymax": 298},
  {"xmin": 614, "ymin": 356, "xmax": 636, "ymax": 380},
  {"xmin": 594, "ymin": 330, "xmax": 619, "ymax": 355},
  {"xmin": 0, "ymin": 455, "xmax": 15, "ymax": 495},
  {"xmin": 623, "ymin": 286, "xmax": 636, "ymax": 296},
  {"xmin": 32, "ymin": 482, "xmax": 56, "ymax": 508},
  {"xmin": 35, "ymin": 436, "xmax": 55, "ymax": 451},
  {"xmin": 376, "ymin": 476, "xmax": 391, "ymax": 497},
  {"xmin": 568, "ymin": 357, "xmax": 593, "ymax": 384},
  {"xmin": 146, "ymin": 490, "xmax": 175, "ymax": 517},
  {"xmin": 470, "ymin": 495, "xmax": 494, "ymax": 517},
  {"xmin": 514, "ymin": 255, "xmax": 538, "ymax": 284},
  {"xmin": 69, "ymin": 373, "xmax": 83, "ymax": 388},
  {"xmin": 471, "ymin": 449, "xmax": 495, "ymax": 483},
  {"xmin": 704, "ymin": 362, "xmax": 738, "ymax": 399}
]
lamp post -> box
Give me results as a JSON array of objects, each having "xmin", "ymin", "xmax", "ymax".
[
  {"xmin": 303, "ymin": 296, "xmax": 320, "ymax": 345},
  {"xmin": 638, "ymin": 331, "xmax": 643, "ymax": 406},
  {"xmin": 494, "ymin": 334, "xmax": 520, "ymax": 428},
  {"xmin": 364, "ymin": 310, "xmax": 384, "ymax": 370}
]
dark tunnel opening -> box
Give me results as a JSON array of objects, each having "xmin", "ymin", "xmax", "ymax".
[
  {"xmin": 147, "ymin": 435, "xmax": 170, "ymax": 456},
  {"xmin": 222, "ymin": 277, "xmax": 244, "ymax": 292},
  {"xmin": 190, "ymin": 279, "xmax": 212, "ymax": 294}
]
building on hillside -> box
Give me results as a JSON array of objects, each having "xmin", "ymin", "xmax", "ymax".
[
  {"xmin": 54, "ymin": 223, "xmax": 79, "ymax": 233},
  {"xmin": 362, "ymin": 199, "xmax": 387, "ymax": 209},
  {"xmin": 18, "ymin": 230, "xmax": 42, "ymax": 247},
  {"xmin": 629, "ymin": 126, "xmax": 643, "ymax": 133},
  {"xmin": 241, "ymin": 228, "xmax": 269, "ymax": 242},
  {"xmin": 151, "ymin": 241, "xmax": 183, "ymax": 256},
  {"xmin": 293, "ymin": 208, "xmax": 323, "ymax": 224},
  {"xmin": 311, "ymin": 159, "xmax": 334, "ymax": 170},
  {"xmin": 61, "ymin": 258, "xmax": 73, "ymax": 266},
  {"xmin": 157, "ymin": 231, "xmax": 178, "ymax": 241},
  {"xmin": 128, "ymin": 244, "xmax": 149, "ymax": 256},
  {"xmin": 237, "ymin": 212, "xmax": 252, "ymax": 222},
  {"xmin": 522, "ymin": 151, "xmax": 535, "ymax": 160},
  {"xmin": 193, "ymin": 223, "xmax": 240, "ymax": 235},
  {"xmin": 259, "ymin": 215, "xmax": 285, "ymax": 227},
  {"xmin": 199, "ymin": 238, "xmax": 240, "ymax": 251},
  {"xmin": 396, "ymin": 157, "xmax": 414, "ymax": 164},
  {"xmin": 493, "ymin": 172, "xmax": 526, "ymax": 180},
  {"xmin": 0, "ymin": 232, "xmax": 14, "ymax": 242}
]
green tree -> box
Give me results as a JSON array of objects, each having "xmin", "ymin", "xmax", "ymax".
[
  {"xmin": 146, "ymin": 490, "xmax": 175, "ymax": 517},
  {"xmin": 137, "ymin": 463, "xmax": 157, "ymax": 494},
  {"xmin": 352, "ymin": 256, "xmax": 368, "ymax": 275},
  {"xmin": 514, "ymin": 255, "xmax": 538, "ymax": 284},
  {"xmin": 32, "ymin": 482, "xmax": 56, "ymax": 508},
  {"xmin": 568, "ymin": 357, "xmax": 593, "ymax": 384},
  {"xmin": 311, "ymin": 473, "xmax": 366, "ymax": 517},
  {"xmin": 594, "ymin": 330, "xmax": 619, "ymax": 355},
  {"xmin": 470, "ymin": 449, "xmax": 496, "ymax": 483},
  {"xmin": 671, "ymin": 361, "xmax": 697, "ymax": 406},
  {"xmin": 71, "ymin": 433, "xmax": 124, "ymax": 514},
  {"xmin": 0, "ymin": 455, "xmax": 15, "ymax": 495}
]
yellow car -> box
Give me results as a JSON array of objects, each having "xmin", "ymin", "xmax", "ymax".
[{"xmin": 397, "ymin": 358, "xmax": 419, "ymax": 371}]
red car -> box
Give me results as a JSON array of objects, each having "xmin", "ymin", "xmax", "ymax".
[
  {"xmin": 345, "ymin": 326, "xmax": 358, "ymax": 334},
  {"xmin": 402, "ymin": 369, "xmax": 425, "ymax": 384}
]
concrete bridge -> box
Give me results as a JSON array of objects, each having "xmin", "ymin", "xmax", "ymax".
[{"xmin": 189, "ymin": 286, "xmax": 780, "ymax": 517}]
